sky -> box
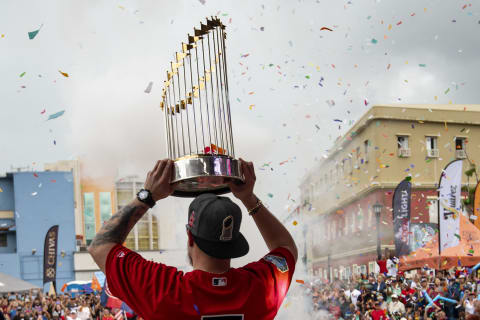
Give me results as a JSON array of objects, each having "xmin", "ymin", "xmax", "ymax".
[{"xmin": 1, "ymin": 0, "xmax": 480, "ymax": 271}]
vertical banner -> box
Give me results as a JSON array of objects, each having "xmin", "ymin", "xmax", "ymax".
[
  {"xmin": 43, "ymin": 225, "xmax": 59, "ymax": 289},
  {"xmin": 392, "ymin": 179, "xmax": 411, "ymax": 256},
  {"xmin": 438, "ymin": 160, "xmax": 463, "ymax": 253},
  {"xmin": 474, "ymin": 181, "xmax": 480, "ymax": 230}
]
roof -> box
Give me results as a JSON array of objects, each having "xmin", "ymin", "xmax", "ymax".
[{"xmin": 0, "ymin": 272, "xmax": 40, "ymax": 293}]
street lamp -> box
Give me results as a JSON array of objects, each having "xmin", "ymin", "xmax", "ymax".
[{"xmin": 373, "ymin": 202, "xmax": 383, "ymax": 260}]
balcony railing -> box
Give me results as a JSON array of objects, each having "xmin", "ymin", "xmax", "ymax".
[
  {"xmin": 456, "ymin": 149, "xmax": 467, "ymax": 159},
  {"xmin": 427, "ymin": 149, "xmax": 439, "ymax": 158},
  {"xmin": 398, "ymin": 148, "xmax": 411, "ymax": 157}
]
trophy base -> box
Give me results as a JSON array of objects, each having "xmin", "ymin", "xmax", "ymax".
[{"xmin": 171, "ymin": 155, "xmax": 244, "ymax": 198}]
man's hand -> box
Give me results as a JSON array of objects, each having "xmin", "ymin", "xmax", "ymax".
[
  {"xmin": 228, "ymin": 158, "xmax": 257, "ymax": 208},
  {"xmin": 144, "ymin": 159, "xmax": 175, "ymax": 202}
]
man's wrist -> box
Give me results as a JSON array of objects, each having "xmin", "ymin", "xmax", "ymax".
[
  {"xmin": 133, "ymin": 198, "xmax": 150, "ymax": 210},
  {"xmin": 241, "ymin": 194, "xmax": 258, "ymax": 210}
]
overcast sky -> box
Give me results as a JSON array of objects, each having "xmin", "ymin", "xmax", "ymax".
[{"xmin": 1, "ymin": 0, "xmax": 480, "ymax": 267}]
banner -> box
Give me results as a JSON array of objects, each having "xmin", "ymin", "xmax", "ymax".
[
  {"xmin": 438, "ymin": 160, "xmax": 463, "ymax": 253},
  {"xmin": 392, "ymin": 179, "xmax": 412, "ymax": 256},
  {"xmin": 43, "ymin": 225, "xmax": 59, "ymax": 288},
  {"xmin": 409, "ymin": 223, "xmax": 437, "ymax": 252},
  {"xmin": 474, "ymin": 181, "xmax": 480, "ymax": 230}
]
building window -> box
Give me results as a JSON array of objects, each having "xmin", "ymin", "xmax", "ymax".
[
  {"xmin": 428, "ymin": 198, "xmax": 438, "ymax": 224},
  {"xmin": 360, "ymin": 265, "xmax": 367, "ymax": 275},
  {"xmin": 354, "ymin": 146, "xmax": 360, "ymax": 169},
  {"xmin": 0, "ymin": 234, "xmax": 7, "ymax": 247},
  {"xmin": 83, "ymin": 193, "xmax": 96, "ymax": 245},
  {"xmin": 99, "ymin": 192, "xmax": 112, "ymax": 225},
  {"xmin": 397, "ymin": 136, "xmax": 411, "ymax": 157},
  {"xmin": 351, "ymin": 212, "xmax": 355, "ymax": 233},
  {"xmin": 116, "ymin": 178, "xmax": 159, "ymax": 251},
  {"xmin": 357, "ymin": 206, "xmax": 363, "ymax": 231},
  {"xmin": 364, "ymin": 140, "xmax": 369, "ymax": 163},
  {"xmin": 455, "ymin": 138, "xmax": 467, "ymax": 158},
  {"xmin": 344, "ymin": 214, "xmax": 349, "ymax": 235},
  {"xmin": 368, "ymin": 208, "xmax": 373, "ymax": 227},
  {"xmin": 426, "ymin": 136, "xmax": 439, "ymax": 158},
  {"xmin": 368, "ymin": 261, "xmax": 376, "ymax": 274}
]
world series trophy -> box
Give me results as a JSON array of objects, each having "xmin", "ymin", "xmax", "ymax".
[{"xmin": 160, "ymin": 17, "xmax": 244, "ymax": 197}]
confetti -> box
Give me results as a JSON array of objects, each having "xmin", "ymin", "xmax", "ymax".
[
  {"xmin": 31, "ymin": 192, "xmax": 38, "ymax": 196},
  {"xmin": 33, "ymin": 173, "xmax": 39, "ymax": 178},
  {"xmin": 144, "ymin": 81, "xmax": 153, "ymax": 93},
  {"xmin": 47, "ymin": 110, "xmax": 65, "ymax": 121},
  {"xmin": 28, "ymin": 24, "xmax": 43, "ymax": 40},
  {"xmin": 40, "ymin": 109, "xmax": 46, "ymax": 114},
  {"xmin": 295, "ymin": 279, "xmax": 305, "ymax": 284},
  {"xmin": 267, "ymin": 193, "xmax": 274, "ymax": 198},
  {"xmin": 371, "ymin": 38, "xmax": 378, "ymax": 44},
  {"xmin": 240, "ymin": 53, "xmax": 250, "ymax": 58},
  {"xmin": 50, "ymin": 180, "xmax": 56, "ymax": 183},
  {"xmin": 293, "ymin": 220, "xmax": 298, "ymax": 226},
  {"xmin": 444, "ymin": 88, "xmax": 450, "ymax": 94},
  {"xmin": 0, "ymin": 188, "xmax": 2, "ymax": 192},
  {"xmin": 320, "ymin": 27, "xmax": 333, "ymax": 31},
  {"xmin": 419, "ymin": 64, "xmax": 426, "ymax": 67},
  {"xmin": 248, "ymin": 104, "xmax": 255, "ymax": 110},
  {"xmin": 198, "ymin": 0, "xmax": 206, "ymax": 4},
  {"xmin": 193, "ymin": 304, "xmax": 200, "ymax": 314},
  {"xmin": 19, "ymin": 72, "xmax": 26, "ymax": 77},
  {"xmin": 396, "ymin": 21, "xmax": 403, "ymax": 26},
  {"xmin": 59, "ymin": 70, "xmax": 69, "ymax": 77}
]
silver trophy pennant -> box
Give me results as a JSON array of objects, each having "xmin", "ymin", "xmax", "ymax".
[{"xmin": 160, "ymin": 17, "xmax": 243, "ymax": 197}]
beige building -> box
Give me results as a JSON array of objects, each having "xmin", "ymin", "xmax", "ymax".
[{"xmin": 300, "ymin": 104, "xmax": 480, "ymax": 278}]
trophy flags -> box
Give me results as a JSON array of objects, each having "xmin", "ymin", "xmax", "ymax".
[
  {"xmin": 43, "ymin": 225, "xmax": 59, "ymax": 291},
  {"xmin": 392, "ymin": 179, "xmax": 412, "ymax": 256},
  {"xmin": 474, "ymin": 181, "xmax": 480, "ymax": 229},
  {"xmin": 438, "ymin": 160, "xmax": 463, "ymax": 255}
]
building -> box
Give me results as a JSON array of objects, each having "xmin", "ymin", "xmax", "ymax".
[
  {"xmin": 0, "ymin": 170, "xmax": 76, "ymax": 289},
  {"xmin": 300, "ymin": 104, "xmax": 480, "ymax": 280},
  {"xmin": 116, "ymin": 175, "xmax": 159, "ymax": 251}
]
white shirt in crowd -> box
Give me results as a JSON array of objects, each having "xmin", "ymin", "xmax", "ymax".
[
  {"xmin": 345, "ymin": 289, "xmax": 361, "ymax": 306},
  {"xmin": 77, "ymin": 306, "xmax": 91, "ymax": 320},
  {"xmin": 387, "ymin": 258, "xmax": 398, "ymax": 277},
  {"xmin": 388, "ymin": 301, "xmax": 406, "ymax": 315},
  {"xmin": 465, "ymin": 299, "xmax": 475, "ymax": 315}
]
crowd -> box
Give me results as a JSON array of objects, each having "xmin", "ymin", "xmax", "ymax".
[
  {"xmin": 0, "ymin": 290, "xmax": 131, "ymax": 320},
  {"xmin": 306, "ymin": 265, "xmax": 480, "ymax": 320}
]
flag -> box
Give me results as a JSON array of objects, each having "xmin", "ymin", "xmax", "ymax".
[
  {"xmin": 91, "ymin": 274, "xmax": 102, "ymax": 291},
  {"xmin": 438, "ymin": 160, "xmax": 463, "ymax": 253},
  {"xmin": 392, "ymin": 179, "xmax": 412, "ymax": 256},
  {"xmin": 474, "ymin": 181, "xmax": 480, "ymax": 230},
  {"xmin": 43, "ymin": 225, "xmax": 59, "ymax": 291}
]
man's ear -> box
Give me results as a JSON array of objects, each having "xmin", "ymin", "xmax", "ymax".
[{"xmin": 187, "ymin": 230, "xmax": 195, "ymax": 247}]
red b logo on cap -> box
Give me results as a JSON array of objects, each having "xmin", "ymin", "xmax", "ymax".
[{"xmin": 189, "ymin": 211, "xmax": 196, "ymax": 228}]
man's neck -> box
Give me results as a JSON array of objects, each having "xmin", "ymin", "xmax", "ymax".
[{"xmin": 192, "ymin": 249, "xmax": 231, "ymax": 274}]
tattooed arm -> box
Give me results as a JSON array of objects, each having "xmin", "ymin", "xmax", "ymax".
[{"xmin": 88, "ymin": 159, "xmax": 174, "ymax": 272}]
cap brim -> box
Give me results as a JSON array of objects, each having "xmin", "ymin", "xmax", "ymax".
[{"xmin": 193, "ymin": 232, "xmax": 249, "ymax": 259}]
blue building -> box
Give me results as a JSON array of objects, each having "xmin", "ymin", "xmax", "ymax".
[{"xmin": 0, "ymin": 171, "xmax": 76, "ymax": 291}]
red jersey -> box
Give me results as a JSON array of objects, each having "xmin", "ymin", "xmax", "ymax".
[
  {"xmin": 105, "ymin": 244, "xmax": 295, "ymax": 320},
  {"xmin": 370, "ymin": 309, "xmax": 387, "ymax": 320},
  {"xmin": 376, "ymin": 260, "xmax": 388, "ymax": 274}
]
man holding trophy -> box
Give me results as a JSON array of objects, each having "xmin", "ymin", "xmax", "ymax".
[
  {"xmin": 88, "ymin": 159, "xmax": 297, "ymax": 319},
  {"xmin": 88, "ymin": 17, "xmax": 297, "ymax": 319}
]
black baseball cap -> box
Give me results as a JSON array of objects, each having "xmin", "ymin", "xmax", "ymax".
[{"xmin": 186, "ymin": 193, "xmax": 249, "ymax": 259}]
